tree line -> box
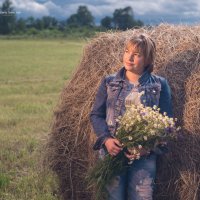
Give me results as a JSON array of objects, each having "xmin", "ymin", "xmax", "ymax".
[{"xmin": 0, "ymin": 0, "xmax": 144, "ymax": 35}]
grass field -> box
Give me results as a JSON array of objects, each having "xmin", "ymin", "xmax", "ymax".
[{"xmin": 0, "ymin": 39, "xmax": 86, "ymax": 200}]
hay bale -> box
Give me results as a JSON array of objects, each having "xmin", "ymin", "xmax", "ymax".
[
  {"xmin": 45, "ymin": 23, "xmax": 200, "ymax": 200},
  {"xmin": 178, "ymin": 170, "xmax": 200, "ymax": 200},
  {"xmin": 183, "ymin": 71, "xmax": 200, "ymax": 134},
  {"xmin": 185, "ymin": 71, "xmax": 200, "ymax": 101},
  {"xmin": 184, "ymin": 100, "xmax": 200, "ymax": 133}
]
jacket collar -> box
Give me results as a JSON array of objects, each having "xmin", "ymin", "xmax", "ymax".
[{"xmin": 114, "ymin": 66, "xmax": 150, "ymax": 85}]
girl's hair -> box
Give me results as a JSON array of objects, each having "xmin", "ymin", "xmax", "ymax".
[{"xmin": 125, "ymin": 34, "xmax": 156, "ymax": 73}]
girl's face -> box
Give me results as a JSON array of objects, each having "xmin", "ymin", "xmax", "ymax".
[{"xmin": 123, "ymin": 45, "xmax": 145, "ymax": 74}]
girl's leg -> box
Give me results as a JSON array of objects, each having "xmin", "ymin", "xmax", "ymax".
[
  {"xmin": 127, "ymin": 154, "xmax": 157, "ymax": 200},
  {"xmin": 105, "ymin": 169, "xmax": 128, "ymax": 200}
]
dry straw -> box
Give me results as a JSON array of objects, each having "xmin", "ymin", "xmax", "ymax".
[{"xmin": 44, "ymin": 23, "xmax": 200, "ymax": 200}]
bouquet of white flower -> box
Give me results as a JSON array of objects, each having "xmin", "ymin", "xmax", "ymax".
[{"xmin": 86, "ymin": 104, "xmax": 180, "ymax": 199}]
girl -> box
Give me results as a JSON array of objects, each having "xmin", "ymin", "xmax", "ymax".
[{"xmin": 90, "ymin": 34, "xmax": 173, "ymax": 200}]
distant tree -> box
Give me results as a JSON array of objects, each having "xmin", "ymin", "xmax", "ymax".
[
  {"xmin": 35, "ymin": 18, "xmax": 44, "ymax": 30},
  {"xmin": 57, "ymin": 20, "xmax": 67, "ymax": 31},
  {"xmin": 135, "ymin": 19, "xmax": 144, "ymax": 27},
  {"xmin": 41, "ymin": 16, "xmax": 57, "ymax": 29},
  {"xmin": 15, "ymin": 18, "xmax": 26, "ymax": 32},
  {"xmin": 67, "ymin": 14, "xmax": 78, "ymax": 27},
  {"xmin": 67, "ymin": 5, "xmax": 94, "ymax": 27},
  {"xmin": 25, "ymin": 16, "xmax": 58, "ymax": 30},
  {"xmin": 113, "ymin": 6, "xmax": 133, "ymax": 30},
  {"xmin": 113, "ymin": 6, "xmax": 143, "ymax": 30},
  {"xmin": 101, "ymin": 16, "xmax": 112, "ymax": 29},
  {"xmin": 25, "ymin": 16, "xmax": 35, "ymax": 28},
  {"xmin": 0, "ymin": 0, "xmax": 16, "ymax": 34}
]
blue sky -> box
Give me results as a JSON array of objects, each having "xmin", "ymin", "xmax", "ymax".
[{"xmin": 1, "ymin": 0, "xmax": 200, "ymax": 25}]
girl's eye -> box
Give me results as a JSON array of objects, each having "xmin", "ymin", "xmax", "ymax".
[{"xmin": 124, "ymin": 50, "xmax": 141, "ymax": 56}]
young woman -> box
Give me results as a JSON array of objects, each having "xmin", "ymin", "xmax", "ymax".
[{"xmin": 90, "ymin": 34, "xmax": 173, "ymax": 200}]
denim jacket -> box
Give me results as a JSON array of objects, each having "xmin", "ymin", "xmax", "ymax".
[{"xmin": 90, "ymin": 66, "xmax": 173, "ymax": 155}]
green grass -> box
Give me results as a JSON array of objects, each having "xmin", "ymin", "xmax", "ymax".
[{"xmin": 0, "ymin": 39, "xmax": 86, "ymax": 199}]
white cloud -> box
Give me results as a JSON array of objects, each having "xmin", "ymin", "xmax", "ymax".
[
  {"xmin": 11, "ymin": 0, "xmax": 49, "ymax": 17},
  {"xmin": 0, "ymin": 0, "xmax": 199, "ymax": 24},
  {"xmin": 43, "ymin": 1, "xmax": 64, "ymax": 17}
]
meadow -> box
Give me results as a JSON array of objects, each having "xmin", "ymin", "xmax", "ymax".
[{"xmin": 0, "ymin": 39, "xmax": 86, "ymax": 200}]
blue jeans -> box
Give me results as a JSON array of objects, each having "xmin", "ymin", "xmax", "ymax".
[{"xmin": 104, "ymin": 153, "xmax": 157, "ymax": 200}]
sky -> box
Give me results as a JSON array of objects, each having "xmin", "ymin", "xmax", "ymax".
[{"xmin": 1, "ymin": 0, "xmax": 200, "ymax": 25}]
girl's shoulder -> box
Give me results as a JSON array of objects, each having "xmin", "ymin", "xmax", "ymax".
[
  {"xmin": 150, "ymin": 73, "xmax": 169, "ymax": 86},
  {"xmin": 104, "ymin": 73, "xmax": 117, "ymax": 84}
]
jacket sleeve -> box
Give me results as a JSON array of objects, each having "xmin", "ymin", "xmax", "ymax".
[
  {"xmin": 90, "ymin": 77, "xmax": 113, "ymax": 151},
  {"xmin": 152, "ymin": 78, "xmax": 173, "ymax": 155},
  {"xmin": 159, "ymin": 78, "xmax": 173, "ymax": 118}
]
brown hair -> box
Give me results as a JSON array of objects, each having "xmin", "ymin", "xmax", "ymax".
[{"xmin": 125, "ymin": 34, "xmax": 156, "ymax": 73}]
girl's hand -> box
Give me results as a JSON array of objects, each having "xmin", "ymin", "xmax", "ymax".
[
  {"xmin": 138, "ymin": 147, "xmax": 150, "ymax": 156},
  {"xmin": 104, "ymin": 138, "xmax": 123, "ymax": 157},
  {"xmin": 124, "ymin": 147, "xmax": 150, "ymax": 160}
]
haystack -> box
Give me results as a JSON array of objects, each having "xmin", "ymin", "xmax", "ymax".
[{"xmin": 45, "ymin": 23, "xmax": 200, "ymax": 200}]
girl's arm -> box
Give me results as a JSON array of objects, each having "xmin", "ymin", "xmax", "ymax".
[{"xmin": 90, "ymin": 77, "xmax": 113, "ymax": 151}]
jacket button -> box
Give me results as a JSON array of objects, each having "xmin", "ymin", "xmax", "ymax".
[
  {"xmin": 108, "ymin": 120, "xmax": 113, "ymax": 125},
  {"xmin": 152, "ymin": 89, "xmax": 156, "ymax": 94}
]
